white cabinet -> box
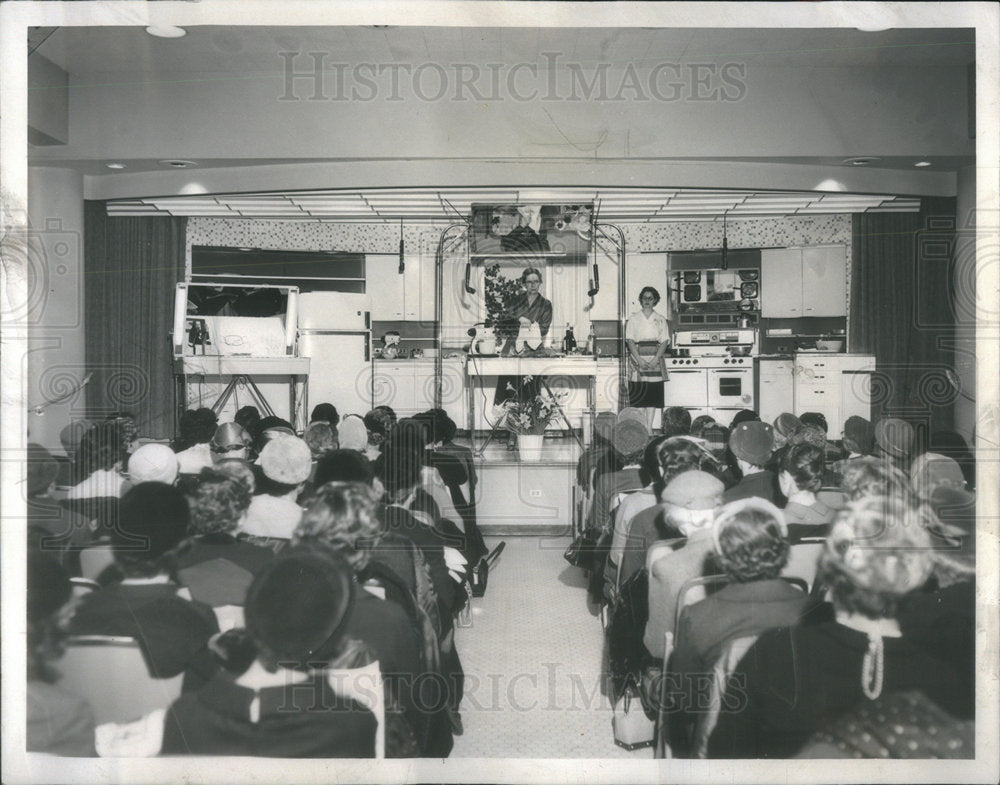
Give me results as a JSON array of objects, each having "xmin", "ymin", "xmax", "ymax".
[
  {"xmin": 761, "ymin": 245, "xmax": 846, "ymax": 318},
  {"xmin": 440, "ymin": 357, "xmax": 467, "ymax": 428},
  {"xmin": 756, "ymin": 357, "xmax": 795, "ymax": 424},
  {"xmin": 793, "ymin": 353, "xmax": 875, "ymax": 435},
  {"xmin": 761, "ymin": 249, "xmax": 803, "ymax": 317},
  {"xmin": 801, "ymin": 246, "xmax": 847, "ymax": 317},
  {"xmin": 371, "ymin": 359, "xmax": 436, "ymax": 418},
  {"xmin": 595, "ymin": 360, "xmax": 622, "ymax": 412},
  {"xmin": 367, "ymin": 254, "xmax": 436, "ymax": 322}
]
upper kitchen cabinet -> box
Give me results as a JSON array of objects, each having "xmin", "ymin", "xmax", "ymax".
[
  {"xmin": 761, "ymin": 245, "xmax": 847, "ymax": 318},
  {"xmin": 367, "ymin": 253, "xmax": 437, "ymax": 322}
]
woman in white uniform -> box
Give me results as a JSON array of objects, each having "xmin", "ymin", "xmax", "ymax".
[{"xmin": 625, "ymin": 286, "xmax": 671, "ymax": 429}]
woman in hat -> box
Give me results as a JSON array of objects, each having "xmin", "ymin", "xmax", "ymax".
[
  {"xmin": 625, "ymin": 286, "xmax": 671, "ymax": 429},
  {"xmin": 778, "ymin": 443, "xmax": 837, "ymax": 539},
  {"xmin": 707, "ymin": 496, "xmax": 973, "ymax": 758}
]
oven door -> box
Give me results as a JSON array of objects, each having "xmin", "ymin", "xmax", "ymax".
[
  {"xmin": 663, "ymin": 368, "xmax": 708, "ymax": 408},
  {"xmin": 707, "ymin": 367, "xmax": 754, "ymax": 409}
]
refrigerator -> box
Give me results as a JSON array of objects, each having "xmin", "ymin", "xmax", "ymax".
[{"xmin": 297, "ymin": 292, "xmax": 373, "ymax": 418}]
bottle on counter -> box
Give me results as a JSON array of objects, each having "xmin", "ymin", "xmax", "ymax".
[
  {"xmin": 563, "ymin": 324, "xmax": 576, "ymax": 354},
  {"xmin": 587, "ymin": 323, "xmax": 597, "ymax": 356}
]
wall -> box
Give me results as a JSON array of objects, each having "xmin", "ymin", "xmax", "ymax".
[
  {"xmin": 954, "ymin": 164, "xmax": 977, "ymax": 443},
  {"xmin": 26, "ymin": 166, "xmax": 86, "ymax": 453}
]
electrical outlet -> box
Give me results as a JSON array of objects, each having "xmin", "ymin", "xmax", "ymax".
[{"xmin": 529, "ymin": 489, "xmax": 542, "ymax": 498}]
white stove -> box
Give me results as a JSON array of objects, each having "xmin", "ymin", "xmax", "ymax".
[{"xmin": 664, "ymin": 329, "xmax": 757, "ymax": 421}]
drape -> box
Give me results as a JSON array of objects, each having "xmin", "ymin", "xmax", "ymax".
[
  {"xmin": 849, "ymin": 198, "xmax": 957, "ymax": 437},
  {"xmin": 84, "ymin": 202, "xmax": 186, "ymax": 439}
]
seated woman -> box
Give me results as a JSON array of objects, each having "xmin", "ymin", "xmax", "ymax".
[
  {"xmin": 177, "ymin": 467, "xmax": 275, "ymax": 608},
  {"xmin": 778, "ymin": 443, "xmax": 837, "ymax": 541},
  {"xmin": 69, "ymin": 483, "xmax": 219, "ymax": 686},
  {"xmin": 27, "ymin": 552, "xmax": 96, "ymax": 756},
  {"xmin": 707, "ymin": 496, "xmax": 973, "ymax": 759},
  {"xmin": 64, "ymin": 423, "xmax": 127, "ymax": 536},
  {"xmin": 668, "ymin": 498, "xmax": 816, "ymax": 756},
  {"xmin": 99, "ymin": 549, "xmax": 380, "ymax": 758},
  {"xmin": 293, "ymin": 482, "xmax": 453, "ymax": 757}
]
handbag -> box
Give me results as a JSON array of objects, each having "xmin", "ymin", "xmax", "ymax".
[
  {"xmin": 563, "ymin": 529, "xmax": 598, "ymax": 570},
  {"xmin": 471, "ymin": 541, "xmax": 506, "ymax": 598},
  {"xmin": 612, "ymin": 674, "xmax": 655, "ymax": 750}
]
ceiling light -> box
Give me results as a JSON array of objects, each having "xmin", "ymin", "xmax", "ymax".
[
  {"xmin": 146, "ymin": 26, "xmax": 187, "ymax": 39},
  {"xmin": 914, "ymin": 160, "xmax": 932, "ymax": 167},
  {"xmin": 159, "ymin": 159, "xmax": 198, "ymax": 169},
  {"xmin": 105, "ymin": 163, "xmax": 126, "ymax": 170},
  {"xmin": 842, "ymin": 157, "xmax": 881, "ymax": 167}
]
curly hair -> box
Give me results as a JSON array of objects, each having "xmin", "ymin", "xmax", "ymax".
[
  {"xmin": 187, "ymin": 467, "xmax": 252, "ymax": 535},
  {"xmin": 655, "ymin": 436, "xmax": 713, "ymax": 486},
  {"xmin": 179, "ymin": 408, "xmax": 218, "ymax": 446},
  {"xmin": 661, "ymin": 406, "xmax": 692, "ymax": 438},
  {"xmin": 781, "ymin": 442, "xmax": 825, "ymax": 493},
  {"xmin": 303, "ymin": 421, "xmax": 337, "ymax": 459},
  {"xmin": 293, "ymin": 482, "xmax": 384, "ymax": 570},
  {"xmin": 817, "ymin": 496, "xmax": 934, "ymax": 619},
  {"xmin": 789, "ymin": 423, "xmax": 827, "ymax": 450},
  {"xmin": 840, "ymin": 457, "xmax": 915, "ymax": 504},
  {"xmin": 77, "ymin": 422, "xmax": 126, "ymax": 477},
  {"xmin": 712, "ymin": 499, "xmax": 790, "ymax": 582}
]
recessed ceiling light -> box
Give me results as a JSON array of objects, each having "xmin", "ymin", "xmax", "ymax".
[
  {"xmin": 105, "ymin": 163, "xmax": 126, "ymax": 170},
  {"xmin": 159, "ymin": 159, "xmax": 198, "ymax": 169},
  {"xmin": 146, "ymin": 26, "xmax": 187, "ymax": 39},
  {"xmin": 914, "ymin": 160, "xmax": 932, "ymax": 167},
  {"xmin": 842, "ymin": 157, "xmax": 882, "ymax": 167}
]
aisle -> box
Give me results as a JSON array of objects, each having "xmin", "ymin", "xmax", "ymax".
[{"xmin": 451, "ymin": 537, "xmax": 648, "ymax": 758}]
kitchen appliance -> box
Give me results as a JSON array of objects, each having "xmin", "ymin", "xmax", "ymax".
[
  {"xmin": 663, "ymin": 328, "xmax": 757, "ymax": 423},
  {"xmin": 468, "ymin": 323, "xmax": 498, "ymax": 355},
  {"xmin": 298, "ymin": 292, "xmax": 373, "ymax": 417}
]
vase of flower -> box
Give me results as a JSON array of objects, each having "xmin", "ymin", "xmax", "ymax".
[{"xmin": 517, "ymin": 433, "xmax": 546, "ymax": 461}]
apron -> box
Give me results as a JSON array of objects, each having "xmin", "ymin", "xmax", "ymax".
[{"xmin": 627, "ymin": 341, "xmax": 666, "ymax": 408}]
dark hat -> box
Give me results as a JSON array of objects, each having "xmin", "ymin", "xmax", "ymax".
[
  {"xmin": 773, "ymin": 413, "xmax": 802, "ymax": 448},
  {"xmin": 613, "ymin": 419, "xmax": 650, "ymax": 459},
  {"xmin": 874, "ymin": 418, "xmax": 915, "ymax": 459},
  {"xmin": 843, "ymin": 415, "xmax": 875, "ymax": 455},
  {"xmin": 244, "ymin": 548, "xmax": 355, "ymax": 667},
  {"xmin": 701, "ymin": 424, "xmax": 729, "ymax": 460},
  {"xmin": 661, "ymin": 470, "xmax": 724, "ymax": 510},
  {"xmin": 27, "ymin": 552, "xmax": 72, "ymax": 621},
  {"xmin": 26, "ymin": 443, "xmax": 59, "ymax": 496},
  {"xmin": 729, "ymin": 421, "xmax": 775, "ymax": 466},
  {"xmin": 114, "ymin": 482, "xmax": 191, "ymax": 561}
]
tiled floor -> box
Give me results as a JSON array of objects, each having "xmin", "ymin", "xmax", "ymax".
[{"xmin": 451, "ymin": 537, "xmax": 651, "ymax": 759}]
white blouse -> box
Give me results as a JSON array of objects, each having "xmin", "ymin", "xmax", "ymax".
[{"xmin": 625, "ymin": 310, "xmax": 670, "ymax": 344}]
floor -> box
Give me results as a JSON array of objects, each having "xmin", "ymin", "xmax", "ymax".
[{"xmin": 451, "ymin": 536, "xmax": 649, "ymax": 759}]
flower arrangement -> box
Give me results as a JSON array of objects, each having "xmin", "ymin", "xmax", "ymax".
[
  {"xmin": 499, "ymin": 376, "xmax": 568, "ymax": 435},
  {"xmin": 483, "ymin": 263, "xmax": 522, "ymax": 333}
]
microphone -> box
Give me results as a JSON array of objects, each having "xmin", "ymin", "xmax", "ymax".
[
  {"xmin": 587, "ymin": 263, "xmax": 600, "ymax": 297},
  {"xmin": 464, "ymin": 262, "xmax": 476, "ymax": 294}
]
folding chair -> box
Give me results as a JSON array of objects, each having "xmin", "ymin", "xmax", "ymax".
[
  {"xmin": 690, "ymin": 635, "xmax": 760, "ymax": 758},
  {"xmin": 58, "ymin": 636, "xmax": 184, "ymax": 725},
  {"xmin": 79, "ymin": 543, "xmax": 115, "ymax": 582},
  {"xmin": 782, "ymin": 541, "xmax": 826, "ymax": 592}
]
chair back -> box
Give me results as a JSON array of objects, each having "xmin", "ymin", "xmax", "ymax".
[
  {"xmin": 58, "ymin": 636, "xmax": 183, "ymax": 725},
  {"xmin": 673, "ymin": 575, "xmax": 730, "ymax": 638},
  {"xmin": 782, "ymin": 542, "xmax": 825, "ymax": 591},
  {"xmin": 79, "ymin": 544, "xmax": 116, "ymax": 581},
  {"xmin": 691, "ymin": 634, "xmax": 760, "ymax": 758},
  {"xmin": 654, "ymin": 631, "xmax": 675, "ymax": 759},
  {"xmin": 326, "ymin": 661, "xmax": 385, "ymax": 759},
  {"xmin": 817, "ymin": 487, "xmax": 848, "ymax": 511}
]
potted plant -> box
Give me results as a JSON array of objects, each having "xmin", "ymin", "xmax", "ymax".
[{"xmin": 499, "ymin": 376, "xmax": 568, "ymax": 460}]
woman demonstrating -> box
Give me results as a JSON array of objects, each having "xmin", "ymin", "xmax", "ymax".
[
  {"xmin": 494, "ymin": 267, "xmax": 554, "ymax": 408},
  {"xmin": 625, "ymin": 287, "xmax": 671, "ymax": 429}
]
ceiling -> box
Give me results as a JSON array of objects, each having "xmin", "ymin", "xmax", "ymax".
[
  {"xmin": 30, "ymin": 25, "xmax": 975, "ymax": 74},
  {"xmin": 106, "ymin": 186, "xmax": 919, "ymax": 222}
]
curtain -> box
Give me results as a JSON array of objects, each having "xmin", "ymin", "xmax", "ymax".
[
  {"xmin": 84, "ymin": 202, "xmax": 186, "ymax": 439},
  {"xmin": 849, "ymin": 198, "xmax": 957, "ymax": 438}
]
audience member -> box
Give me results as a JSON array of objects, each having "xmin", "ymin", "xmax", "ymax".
[
  {"xmin": 241, "ymin": 435, "xmax": 312, "ymax": 539},
  {"xmin": 233, "ymin": 405, "xmax": 261, "ymax": 435},
  {"xmin": 309, "ymin": 402, "xmax": 340, "ymax": 428},
  {"xmin": 209, "ymin": 422, "xmax": 252, "ymax": 464},
  {"xmin": 661, "ymin": 406, "xmax": 692, "ymax": 438},
  {"xmin": 173, "ymin": 408, "xmax": 218, "ymax": 474},
  {"xmin": 125, "ymin": 443, "xmax": 179, "ymax": 488},
  {"xmin": 27, "ymin": 553, "xmax": 96, "ymax": 756},
  {"xmin": 364, "ymin": 408, "xmax": 394, "ymax": 460},
  {"xmin": 338, "ymin": 414, "xmax": 369, "ymax": 452},
  {"xmin": 643, "ymin": 471, "xmax": 725, "ymax": 659},
  {"xmin": 873, "ymin": 417, "xmax": 915, "ymax": 472},
  {"xmin": 689, "ymin": 415, "xmax": 716, "ymax": 440},
  {"xmin": 928, "ymin": 429, "xmax": 975, "ymax": 490},
  {"xmin": 303, "ymin": 421, "xmax": 337, "ymax": 460},
  {"xmin": 178, "ymin": 467, "xmax": 274, "ymax": 607},
  {"xmin": 722, "ymin": 421, "xmax": 776, "ymax": 503},
  {"xmin": 729, "ymin": 409, "xmax": 760, "ymax": 428},
  {"xmin": 69, "ymin": 483, "xmax": 219, "ymax": 684},
  {"xmin": 779, "ymin": 443, "xmax": 836, "ymax": 539},
  {"xmin": 576, "ymin": 411, "xmax": 621, "ymax": 491},
  {"xmin": 589, "ymin": 416, "xmax": 650, "ymax": 536},
  {"xmin": 67, "ymin": 422, "xmax": 127, "ymax": 499},
  {"xmin": 707, "ymin": 497, "xmax": 972, "ymax": 758},
  {"xmin": 772, "ymin": 413, "xmax": 802, "ymax": 452},
  {"xmin": 27, "ymin": 444, "xmax": 92, "ymax": 572}
]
